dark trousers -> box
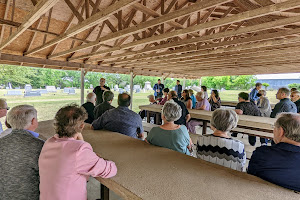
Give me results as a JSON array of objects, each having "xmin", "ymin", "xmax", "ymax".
[{"xmin": 231, "ymin": 133, "xmax": 268, "ymax": 146}]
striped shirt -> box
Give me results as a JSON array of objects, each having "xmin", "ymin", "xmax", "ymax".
[{"xmin": 196, "ymin": 134, "xmax": 246, "ymax": 171}]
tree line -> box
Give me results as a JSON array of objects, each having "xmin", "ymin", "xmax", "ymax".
[{"xmin": 1, "ymin": 65, "xmax": 259, "ymax": 90}]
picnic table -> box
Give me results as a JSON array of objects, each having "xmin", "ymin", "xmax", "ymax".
[
  {"xmin": 221, "ymin": 100, "xmax": 275, "ymax": 109},
  {"xmin": 36, "ymin": 120, "xmax": 299, "ymax": 200},
  {"xmin": 139, "ymin": 104, "xmax": 276, "ymax": 138}
]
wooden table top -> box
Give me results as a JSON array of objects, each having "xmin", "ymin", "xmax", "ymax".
[
  {"xmin": 221, "ymin": 100, "xmax": 275, "ymax": 109},
  {"xmin": 139, "ymin": 104, "xmax": 276, "ymax": 131},
  {"xmin": 36, "ymin": 120, "xmax": 299, "ymax": 200}
]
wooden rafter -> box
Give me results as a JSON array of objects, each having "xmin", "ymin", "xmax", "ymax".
[
  {"xmin": 0, "ymin": 0, "xmax": 59, "ymax": 51},
  {"xmin": 24, "ymin": 0, "xmax": 139, "ymax": 56},
  {"xmin": 64, "ymin": 0, "xmax": 85, "ymax": 22},
  {"xmin": 0, "ymin": 0, "xmax": 11, "ymax": 44}
]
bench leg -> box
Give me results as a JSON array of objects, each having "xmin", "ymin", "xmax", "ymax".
[
  {"xmin": 147, "ymin": 111, "xmax": 150, "ymax": 123},
  {"xmin": 101, "ymin": 184, "xmax": 109, "ymax": 200},
  {"xmin": 202, "ymin": 121, "xmax": 207, "ymax": 135}
]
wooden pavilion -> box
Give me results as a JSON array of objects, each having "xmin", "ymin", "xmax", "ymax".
[{"xmin": 1, "ymin": 0, "xmax": 300, "ymax": 79}]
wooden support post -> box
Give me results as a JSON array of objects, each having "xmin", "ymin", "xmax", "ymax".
[
  {"xmin": 183, "ymin": 77, "xmax": 186, "ymax": 90},
  {"xmin": 81, "ymin": 68, "xmax": 85, "ymax": 105},
  {"xmin": 130, "ymin": 70, "xmax": 134, "ymax": 110},
  {"xmin": 100, "ymin": 184, "xmax": 109, "ymax": 200},
  {"xmin": 199, "ymin": 77, "xmax": 202, "ymax": 87}
]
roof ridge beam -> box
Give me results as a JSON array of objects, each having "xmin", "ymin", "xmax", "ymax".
[
  {"xmin": 24, "ymin": 0, "xmax": 138, "ymax": 56},
  {"xmin": 0, "ymin": 0, "xmax": 59, "ymax": 50}
]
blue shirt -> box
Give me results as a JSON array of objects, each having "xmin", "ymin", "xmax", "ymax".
[
  {"xmin": 26, "ymin": 130, "xmax": 39, "ymax": 138},
  {"xmin": 146, "ymin": 126, "xmax": 190, "ymax": 155},
  {"xmin": 270, "ymin": 98, "xmax": 297, "ymax": 118},
  {"xmin": 175, "ymin": 84, "xmax": 182, "ymax": 98},
  {"xmin": 190, "ymin": 94, "xmax": 196, "ymax": 109},
  {"xmin": 92, "ymin": 106, "xmax": 144, "ymax": 138},
  {"xmin": 249, "ymin": 88, "xmax": 259, "ymax": 102},
  {"xmin": 248, "ymin": 142, "xmax": 300, "ymax": 192},
  {"xmin": 153, "ymin": 83, "xmax": 164, "ymax": 97}
]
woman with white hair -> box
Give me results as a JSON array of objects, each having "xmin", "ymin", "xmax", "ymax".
[
  {"xmin": 145, "ymin": 101, "xmax": 192, "ymax": 155},
  {"xmin": 196, "ymin": 109, "xmax": 246, "ymax": 171},
  {"xmin": 81, "ymin": 92, "xmax": 96, "ymax": 124},
  {"xmin": 257, "ymin": 90, "xmax": 272, "ymax": 117},
  {"xmin": 187, "ymin": 92, "xmax": 211, "ymax": 134}
]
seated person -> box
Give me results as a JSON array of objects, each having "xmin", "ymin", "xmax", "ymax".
[
  {"xmin": 139, "ymin": 94, "xmax": 159, "ymax": 123},
  {"xmin": 233, "ymin": 92, "xmax": 265, "ymax": 146},
  {"xmin": 145, "ymin": 101, "xmax": 192, "ymax": 155},
  {"xmin": 197, "ymin": 109, "xmax": 246, "ymax": 171},
  {"xmin": 168, "ymin": 91, "xmax": 191, "ymax": 126},
  {"xmin": 0, "ymin": 98, "xmax": 9, "ymax": 133},
  {"xmin": 0, "ymin": 120, "xmax": 12, "ymax": 138},
  {"xmin": 0, "ymin": 105, "xmax": 44, "ymax": 199},
  {"xmin": 201, "ymin": 86, "xmax": 208, "ymax": 100},
  {"xmin": 92, "ymin": 93, "xmax": 144, "ymax": 139},
  {"xmin": 248, "ymin": 113, "xmax": 300, "ymax": 192},
  {"xmin": 94, "ymin": 90, "xmax": 115, "ymax": 119},
  {"xmin": 271, "ymin": 87, "xmax": 297, "ymax": 118},
  {"xmin": 290, "ymin": 87, "xmax": 298, "ymax": 93},
  {"xmin": 290, "ymin": 91, "xmax": 300, "ymax": 113},
  {"xmin": 81, "ymin": 92, "xmax": 96, "ymax": 124},
  {"xmin": 208, "ymin": 90, "xmax": 221, "ymax": 111},
  {"xmin": 39, "ymin": 105, "xmax": 117, "ymax": 199},
  {"xmin": 158, "ymin": 88, "xmax": 169, "ymax": 105},
  {"xmin": 188, "ymin": 89, "xmax": 197, "ymax": 109},
  {"xmin": 181, "ymin": 89, "xmax": 192, "ymax": 109},
  {"xmin": 257, "ymin": 90, "xmax": 272, "ymax": 117},
  {"xmin": 187, "ymin": 91, "xmax": 211, "ymax": 134}
]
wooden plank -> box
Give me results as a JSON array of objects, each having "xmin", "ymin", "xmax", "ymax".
[
  {"xmin": 0, "ymin": 0, "xmax": 11, "ymax": 44},
  {"xmin": 48, "ymin": 0, "xmax": 231, "ymax": 59},
  {"xmin": 73, "ymin": 0, "xmax": 300, "ymax": 61},
  {"xmin": 24, "ymin": 0, "xmax": 138, "ymax": 56},
  {"xmin": 24, "ymin": 16, "xmax": 44, "ymax": 53},
  {"xmin": 43, "ymin": 8, "xmax": 53, "ymax": 45},
  {"xmin": 64, "ymin": 0, "xmax": 84, "ymax": 22},
  {"xmin": 85, "ymin": 0, "xmax": 90, "ymax": 19},
  {"xmin": 0, "ymin": 0, "xmax": 60, "ymax": 50}
]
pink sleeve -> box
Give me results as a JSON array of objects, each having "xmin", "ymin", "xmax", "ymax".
[{"xmin": 76, "ymin": 142, "xmax": 117, "ymax": 178}]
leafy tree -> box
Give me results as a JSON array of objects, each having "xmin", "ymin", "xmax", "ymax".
[
  {"xmin": 288, "ymin": 83, "xmax": 300, "ymax": 90},
  {"xmin": 262, "ymin": 83, "xmax": 270, "ymax": 90}
]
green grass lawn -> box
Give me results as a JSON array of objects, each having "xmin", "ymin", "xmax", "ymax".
[{"xmin": 0, "ymin": 89, "xmax": 279, "ymax": 126}]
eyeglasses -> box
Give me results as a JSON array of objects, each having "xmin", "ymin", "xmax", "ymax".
[{"xmin": 0, "ymin": 107, "xmax": 10, "ymax": 110}]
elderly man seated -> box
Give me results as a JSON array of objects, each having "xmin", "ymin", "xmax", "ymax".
[
  {"xmin": 92, "ymin": 93, "xmax": 144, "ymax": 139},
  {"xmin": 0, "ymin": 98, "xmax": 9, "ymax": 133},
  {"xmin": 0, "ymin": 105, "xmax": 44, "ymax": 199},
  {"xmin": 139, "ymin": 94, "xmax": 158, "ymax": 123},
  {"xmin": 248, "ymin": 113, "xmax": 300, "ymax": 192},
  {"xmin": 94, "ymin": 90, "xmax": 115, "ymax": 119},
  {"xmin": 271, "ymin": 87, "xmax": 297, "ymax": 118},
  {"xmin": 81, "ymin": 92, "xmax": 96, "ymax": 124},
  {"xmin": 290, "ymin": 91, "xmax": 300, "ymax": 113}
]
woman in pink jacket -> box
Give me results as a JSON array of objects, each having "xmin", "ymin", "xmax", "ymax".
[{"xmin": 39, "ymin": 105, "xmax": 117, "ymax": 200}]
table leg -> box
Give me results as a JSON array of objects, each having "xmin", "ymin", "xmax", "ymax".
[
  {"xmin": 202, "ymin": 121, "xmax": 207, "ymax": 135},
  {"xmin": 147, "ymin": 111, "xmax": 150, "ymax": 123},
  {"xmin": 101, "ymin": 184, "xmax": 109, "ymax": 200},
  {"xmin": 155, "ymin": 113, "xmax": 160, "ymax": 125}
]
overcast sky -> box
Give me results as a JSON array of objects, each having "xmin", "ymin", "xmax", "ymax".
[{"xmin": 256, "ymin": 73, "xmax": 300, "ymax": 80}]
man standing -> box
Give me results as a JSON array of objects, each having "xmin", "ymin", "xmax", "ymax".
[
  {"xmin": 248, "ymin": 113, "xmax": 300, "ymax": 192},
  {"xmin": 92, "ymin": 93, "xmax": 144, "ymax": 139},
  {"xmin": 153, "ymin": 79, "xmax": 164, "ymax": 99},
  {"xmin": 249, "ymin": 82, "xmax": 262, "ymax": 104},
  {"xmin": 271, "ymin": 87, "xmax": 297, "ymax": 118},
  {"xmin": 175, "ymin": 80, "xmax": 182, "ymax": 99},
  {"xmin": 93, "ymin": 78, "xmax": 110, "ymax": 106}
]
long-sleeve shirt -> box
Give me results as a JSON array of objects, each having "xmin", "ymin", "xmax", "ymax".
[
  {"xmin": 257, "ymin": 97, "xmax": 272, "ymax": 117},
  {"xmin": 153, "ymin": 83, "xmax": 164, "ymax": 97},
  {"xmin": 39, "ymin": 135, "xmax": 117, "ymax": 200},
  {"xmin": 270, "ymin": 98, "xmax": 297, "ymax": 118},
  {"xmin": 175, "ymin": 84, "xmax": 182, "ymax": 98},
  {"xmin": 249, "ymin": 88, "xmax": 259, "ymax": 102}
]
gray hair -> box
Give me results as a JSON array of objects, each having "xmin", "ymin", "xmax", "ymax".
[
  {"xmin": 275, "ymin": 113, "xmax": 300, "ymax": 142},
  {"xmin": 86, "ymin": 92, "xmax": 96, "ymax": 102},
  {"xmin": 278, "ymin": 87, "xmax": 290, "ymax": 96},
  {"xmin": 196, "ymin": 91, "xmax": 204, "ymax": 99},
  {"xmin": 162, "ymin": 101, "xmax": 182, "ymax": 122},
  {"xmin": 103, "ymin": 90, "xmax": 114, "ymax": 102},
  {"xmin": 259, "ymin": 90, "xmax": 266, "ymax": 96},
  {"xmin": 7, "ymin": 105, "xmax": 37, "ymax": 129},
  {"xmin": 210, "ymin": 108, "xmax": 238, "ymax": 132},
  {"xmin": 0, "ymin": 98, "xmax": 6, "ymax": 108}
]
